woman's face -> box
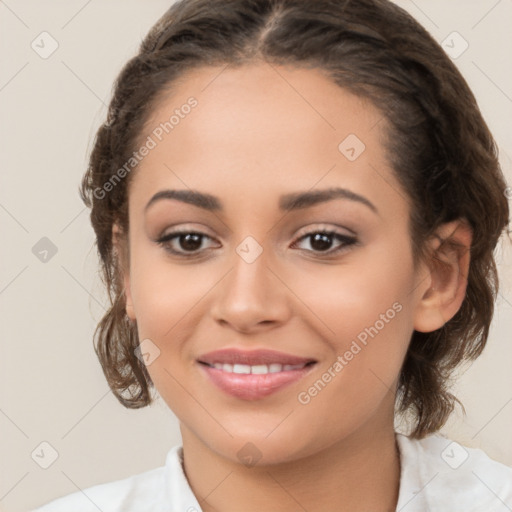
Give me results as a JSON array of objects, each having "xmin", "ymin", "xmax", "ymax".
[{"xmin": 118, "ymin": 63, "xmax": 432, "ymax": 464}]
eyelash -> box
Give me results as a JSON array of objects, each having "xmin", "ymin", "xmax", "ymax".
[{"xmin": 155, "ymin": 228, "xmax": 358, "ymax": 258}]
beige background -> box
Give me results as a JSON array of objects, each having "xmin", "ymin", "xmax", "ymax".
[{"xmin": 0, "ymin": 1, "xmax": 511, "ymax": 511}]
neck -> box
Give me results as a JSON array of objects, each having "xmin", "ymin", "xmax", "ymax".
[{"xmin": 180, "ymin": 416, "xmax": 400, "ymax": 512}]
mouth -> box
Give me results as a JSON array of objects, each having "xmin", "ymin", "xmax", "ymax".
[
  {"xmin": 200, "ymin": 361, "xmax": 314, "ymax": 374},
  {"xmin": 197, "ymin": 348, "xmax": 317, "ymax": 400}
]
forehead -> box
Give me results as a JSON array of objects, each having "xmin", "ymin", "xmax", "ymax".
[{"xmin": 130, "ymin": 62, "xmax": 408, "ymax": 219}]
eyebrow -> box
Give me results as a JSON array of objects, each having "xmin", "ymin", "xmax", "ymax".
[{"xmin": 144, "ymin": 187, "xmax": 378, "ymax": 214}]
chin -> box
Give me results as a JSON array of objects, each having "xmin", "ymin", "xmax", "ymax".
[{"xmin": 196, "ymin": 416, "xmax": 345, "ymax": 468}]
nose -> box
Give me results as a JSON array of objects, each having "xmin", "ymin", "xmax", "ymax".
[{"xmin": 210, "ymin": 241, "xmax": 292, "ymax": 334}]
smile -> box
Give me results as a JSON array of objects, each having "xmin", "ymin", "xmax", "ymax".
[
  {"xmin": 204, "ymin": 362, "xmax": 310, "ymax": 374},
  {"xmin": 197, "ymin": 348, "xmax": 317, "ymax": 400}
]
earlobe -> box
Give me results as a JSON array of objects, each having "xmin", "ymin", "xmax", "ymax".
[
  {"xmin": 112, "ymin": 223, "xmax": 136, "ymax": 321},
  {"xmin": 413, "ymin": 219, "xmax": 473, "ymax": 333}
]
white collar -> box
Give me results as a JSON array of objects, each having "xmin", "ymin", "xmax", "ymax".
[{"xmin": 159, "ymin": 434, "xmax": 512, "ymax": 511}]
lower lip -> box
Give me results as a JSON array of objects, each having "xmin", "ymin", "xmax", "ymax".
[{"xmin": 199, "ymin": 363, "xmax": 315, "ymax": 400}]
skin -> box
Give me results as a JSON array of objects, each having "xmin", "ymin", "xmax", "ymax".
[{"xmin": 113, "ymin": 62, "xmax": 472, "ymax": 512}]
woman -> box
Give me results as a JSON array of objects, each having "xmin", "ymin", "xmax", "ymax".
[{"xmin": 34, "ymin": 0, "xmax": 512, "ymax": 510}]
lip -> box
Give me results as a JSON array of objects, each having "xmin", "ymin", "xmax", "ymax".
[
  {"xmin": 197, "ymin": 348, "xmax": 317, "ymax": 400},
  {"xmin": 198, "ymin": 348, "xmax": 316, "ymax": 366}
]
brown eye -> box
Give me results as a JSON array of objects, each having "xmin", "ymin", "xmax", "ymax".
[
  {"xmin": 156, "ymin": 231, "xmax": 217, "ymax": 255},
  {"xmin": 156, "ymin": 229, "xmax": 357, "ymax": 258},
  {"xmin": 293, "ymin": 231, "xmax": 357, "ymax": 255},
  {"xmin": 177, "ymin": 233, "xmax": 203, "ymax": 252}
]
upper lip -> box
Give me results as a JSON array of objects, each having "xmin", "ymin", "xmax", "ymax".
[{"xmin": 198, "ymin": 348, "xmax": 317, "ymax": 366}]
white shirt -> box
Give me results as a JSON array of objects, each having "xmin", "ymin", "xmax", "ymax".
[{"xmin": 33, "ymin": 433, "xmax": 512, "ymax": 512}]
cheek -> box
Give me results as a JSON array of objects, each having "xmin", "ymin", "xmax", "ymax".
[
  {"xmin": 290, "ymin": 279, "xmax": 413, "ymax": 454},
  {"xmin": 293, "ymin": 247, "xmax": 416, "ymax": 396},
  {"xmin": 294, "ymin": 244, "xmax": 415, "ymax": 345},
  {"xmin": 129, "ymin": 244, "xmax": 214, "ymax": 340}
]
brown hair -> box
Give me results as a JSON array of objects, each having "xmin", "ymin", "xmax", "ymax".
[{"xmin": 80, "ymin": 0, "xmax": 510, "ymax": 438}]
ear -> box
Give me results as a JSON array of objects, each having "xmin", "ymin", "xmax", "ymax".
[
  {"xmin": 112, "ymin": 222, "xmax": 136, "ymax": 321},
  {"xmin": 413, "ymin": 219, "xmax": 473, "ymax": 333}
]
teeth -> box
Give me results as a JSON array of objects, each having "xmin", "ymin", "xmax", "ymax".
[
  {"xmin": 251, "ymin": 365, "xmax": 269, "ymax": 374},
  {"xmin": 210, "ymin": 363, "xmax": 307, "ymax": 373},
  {"xmin": 233, "ymin": 364, "xmax": 251, "ymax": 374},
  {"xmin": 283, "ymin": 364, "xmax": 305, "ymax": 371}
]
